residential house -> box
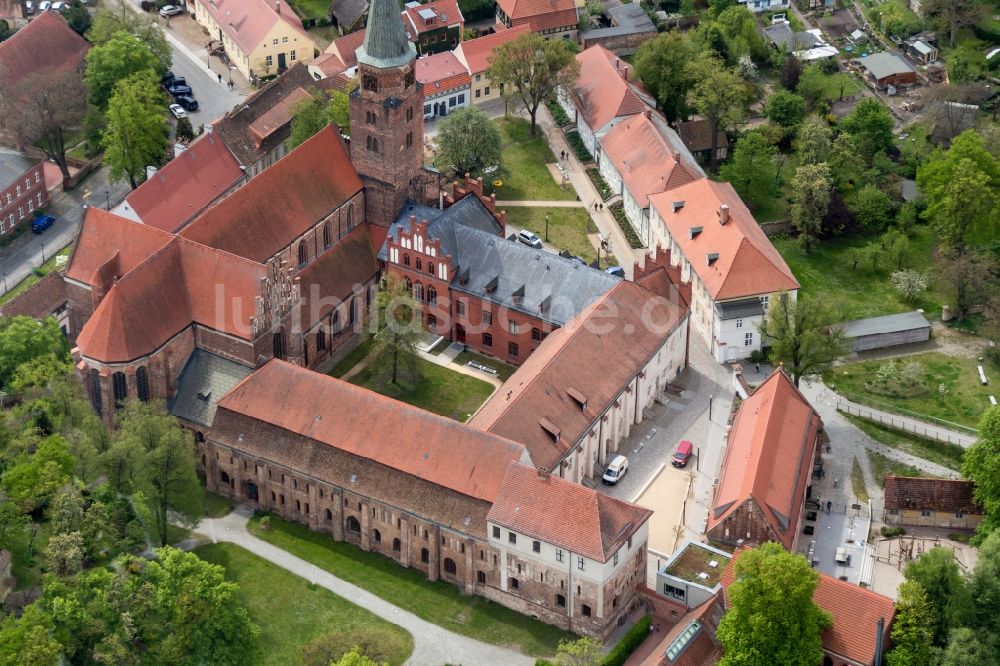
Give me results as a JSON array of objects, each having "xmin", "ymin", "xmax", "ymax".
[
  {"xmin": 595, "ymin": 111, "xmax": 703, "ymax": 247},
  {"xmin": 0, "ymin": 149, "xmax": 47, "ymax": 236},
  {"xmin": 415, "ymin": 50, "xmax": 471, "ymax": 118},
  {"xmin": 736, "ymin": 0, "xmax": 789, "ymax": 12},
  {"xmin": 675, "ymin": 120, "xmax": 730, "ymax": 166},
  {"xmin": 496, "ymin": 0, "xmax": 579, "ymax": 41},
  {"xmin": 0, "ymin": 272, "xmax": 71, "ymax": 337},
  {"xmin": 189, "ymin": 0, "xmax": 316, "ymax": 81},
  {"xmin": 647, "ymin": 180, "xmax": 799, "ymax": 362},
  {"xmin": 321, "ymin": 28, "xmax": 368, "ymax": 71},
  {"xmin": 329, "ymin": 0, "xmax": 369, "ymax": 34},
  {"xmin": 402, "ymin": 0, "xmax": 464, "ymax": 55},
  {"xmin": 883, "ymin": 476, "xmax": 982, "ymax": 530},
  {"xmin": 558, "ymin": 45, "xmax": 654, "ymax": 156},
  {"xmin": 579, "ymin": 3, "xmax": 657, "ymax": 56},
  {"xmin": 762, "ymin": 21, "xmax": 838, "ymax": 61},
  {"xmin": 453, "ymin": 25, "xmax": 531, "ymax": 106},
  {"xmin": 859, "ymin": 51, "xmax": 917, "ymax": 88},
  {"xmin": 706, "ymin": 370, "xmax": 823, "ymax": 552}
]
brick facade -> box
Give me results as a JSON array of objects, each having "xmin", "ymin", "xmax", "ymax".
[{"xmin": 0, "ymin": 158, "xmax": 47, "ymax": 236}]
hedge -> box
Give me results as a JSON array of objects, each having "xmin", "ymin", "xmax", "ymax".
[
  {"xmin": 609, "ymin": 203, "xmax": 644, "ymax": 248},
  {"xmin": 565, "ymin": 131, "xmax": 593, "ymax": 163},
  {"xmin": 604, "ymin": 615, "xmax": 653, "ymax": 666},
  {"xmin": 587, "ymin": 168, "xmax": 612, "ymax": 200},
  {"xmin": 547, "ymin": 99, "xmax": 572, "ymax": 127}
]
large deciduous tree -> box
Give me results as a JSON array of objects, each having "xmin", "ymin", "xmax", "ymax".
[
  {"xmin": 766, "ymin": 90, "xmax": 806, "ymax": 128},
  {"xmin": 716, "ymin": 543, "xmax": 831, "ymax": 666},
  {"xmin": 634, "ymin": 31, "xmax": 698, "ymax": 123},
  {"xmin": 903, "ymin": 546, "xmax": 974, "ymax": 646},
  {"xmin": 686, "ymin": 53, "xmax": 748, "ymax": 171},
  {"xmin": 375, "ymin": 274, "xmax": 422, "ymax": 386},
  {"xmin": 838, "ymin": 98, "xmax": 895, "ymax": 162},
  {"xmin": 924, "ymin": 0, "xmax": 987, "ymax": 47},
  {"xmin": 0, "ymin": 316, "xmax": 69, "ymax": 388},
  {"xmin": 436, "ymin": 106, "xmax": 502, "ymax": 177},
  {"xmin": 887, "ymin": 580, "xmax": 937, "ymax": 666},
  {"xmin": 759, "ymin": 293, "xmax": 846, "ymax": 387},
  {"xmin": 935, "ymin": 248, "xmax": 996, "ymax": 321},
  {"xmin": 718, "ymin": 131, "xmax": 778, "ymax": 210},
  {"xmin": 965, "ymin": 530, "xmax": 1000, "ymax": 658},
  {"xmin": 102, "ymin": 73, "xmax": 169, "ymax": 190},
  {"xmin": 84, "ymin": 31, "xmax": 159, "ymax": 110},
  {"xmin": 790, "ymin": 162, "xmax": 831, "ymax": 253},
  {"xmin": 487, "ymin": 33, "xmax": 579, "ymax": 137},
  {"xmin": 795, "ymin": 115, "xmax": 832, "ymax": 166},
  {"xmin": 288, "ymin": 84, "xmax": 355, "ymax": 149},
  {"xmin": 89, "ymin": 0, "xmax": 172, "ymax": 73},
  {"xmin": 963, "ymin": 406, "xmax": 1000, "ymax": 539}
]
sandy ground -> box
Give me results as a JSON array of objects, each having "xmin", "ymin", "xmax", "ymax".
[
  {"xmin": 633, "ymin": 464, "xmax": 691, "ymax": 561},
  {"xmin": 870, "ymin": 534, "xmax": 979, "ymax": 599}
]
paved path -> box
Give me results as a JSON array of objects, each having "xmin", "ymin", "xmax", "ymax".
[
  {"xmin": 196, "ymin": 508, "xmax": 534, "ymax": 666},
  {"xmin": 495, "ymin": 200, "xmax": 586, "ymax": 207},
  {"xmin": 831, "ymin": 394, "xmax": 977, "ymax": 448}
]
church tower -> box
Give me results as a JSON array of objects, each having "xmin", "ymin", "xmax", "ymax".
[{"xmin": 349, "ymin": 0, "xmax": 425, "ymax": 228}]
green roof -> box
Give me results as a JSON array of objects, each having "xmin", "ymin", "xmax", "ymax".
[{"xmin": 357, "ymin": 0, "xmax": 416, "ymax": 69}]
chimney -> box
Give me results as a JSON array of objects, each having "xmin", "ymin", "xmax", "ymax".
[
  {"xmin": 718, "ymin": 204, "xmax": 730, "ymax": 225},
  {"xmin": 204, "ymin": 123, "xmax": 214, "ymax": 134},
  {"xmin": 276, "ymin": 0, "xmax": 281, "ymax": 13},
  {"xmin": 538, "ymin": 466, "xmax": 550, "ymax": 480}
]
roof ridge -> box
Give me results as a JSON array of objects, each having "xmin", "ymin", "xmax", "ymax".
[{"xmin": 175, "ymin": 235, "xmax": 266, "ymax": 270}]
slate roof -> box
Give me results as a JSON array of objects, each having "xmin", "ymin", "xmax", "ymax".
[
  {"xmin": 0, "ymin": 149, "xmax": 39, "ymax": 192},
  {"xmin": 169, "ymin": 349, "xmax": 253, "ymax": 427},
  {"xmin": 860, "ymin": 51, "xmax": 916, "ymax": 80},
  {"xmin": 454, "ymin": 24, "xmax": 530, "ymax": 74},
  {"xmin": 715, "ymin": 298, "xmax": 764, "ymax": 321},
  {"xmin": 839, "ymin": 310, "xmax": 930, "ymax": 339},
  {"xmin": 488, "ymin": 463, "xmax": 652, "ymax": 562},
  {"xmin": 329, "ymin": 0, "xmax": 369, "ymax": 30},
  {"xmin": 570, "ymin": 45, "xmax": 653, "ymax": 132},
  {"xmin": 883, "ymin": 476, "xmax": 981, "ymax": 514},
  {"xmin": 0, "ymin": 271, "xmax": 67, "ymax": 320},
  {"xmin": 496, "ymin": 0, "xmax": 579, "ymax": 32},
  {"xmin": 675, "ymin": 119, "xmax": 730, "ymax": 154},
  {"xmin": 358, "ymin": 0, "xmax": 416, "ymax": 68},
  {"xmin": 581, "ymin": 3, "xmax": 655, "ymax": 39},
  {"xmin": 195, "ymin": 0, "xmax": 312, "ymax": 57},
  {"xmin": 0, "ymin": 10, "xmax": 89, "ymax": 89}
]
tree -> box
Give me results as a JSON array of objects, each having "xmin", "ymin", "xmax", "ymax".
[
  {"xmin": 64, "ymin": 0, "xmax": 91, "ymax": 35},
  {"xmin": 925, "ymin": 0, "xmax": 987, "ymax": 47},
  {"xmin": 766, "ymin": 90, "xmax": 806, "ymax": 128},
  {"xmin": 332, "ymin": 650, "xmax": 383, "ymax": 666},
  {"xmin": 84, "ymin": 31, "xmax": 160, "ymax": 110},
  {"xmin": 0, "ymin": 501, "xmax": 30, "ymax": 562},
  {"xmin": 790, "ymin": 162, "xmax": 831, "ymax": 253},
  {"xmin": 796, "ymin": 64, "xmax": 828, "ymax": 112},
  {"xmin": 555, "ymin": 637, "xmax": 604, "ymax": 666},
  {"xmin": 0, "ymin": 605, "xmax": 62, "ymax": 666},
  {"xmin": 302, "ymin": 627, "xmax": 411, "ymax": 666},
  {"xmin": 436, "ymin": 106, "xmax": 502, "ymax": 177},
  {"xmin": 0, "ymin": 19, "xmax": 11, "ymax": 43},
  {"xmin": 780, "ymin": 53, "xmax": 803, "ymax": 90},
  {"xmin": 795, "ymin": 115, "xmax": 832, "ymax": 166},
  {"xmin": 936, "ymin": 248, "xmax": 996, "ymax": 320},
  {"xmin": 887, "ymin": 580, "xmax": 936, "ymax": 666},
  {"xmin": 903, "ymin": 546, "xmax": 973, "ymax": 646},
  {"xmin": 849, "ymin": 184, "xmax": 893, "ymax": 230},
  {"xmin": 716, "ymin": 543, "xmax": 831, "ymax": 666},
  {"xmin": 965, "ymin": 530, "xmax": 1000, "ymax": 657},
  {"xmin": 890, "ymin": 270, "xmax": 929, "ymax": 303},
  {"xmin": 0, "ymin": 316, "xmax": 69, "ymax": 388},
  {"xmin": 712, "ymin": 6, "xmax": 770, "ymax": 64},
  {"xmin": 839, "ymin": 98, "xmax": 895, "ymax": 162},
  {"xmin": 828, "ymin": 132, "xmax": 865, "ymax": 192},
  {"xmin": 941, "ymin": 628, "xmax": 995, "ymax": 666},
  {"xmin": 89, "ymin": 0, "xmax": 172, "ymax": 73},
  {"xmin": 1, "ymin": 435, "xmax": 75, "ymax": 512},
  {"xmin": 687, "ymin": 53, "xmax": 748, "ymax": 171},
  {"xmin": 175, "ymin": 116, "xmax": 195, "ymax": 143},
  {"xmin": 963, "ymin": 407, "xmax": 1000, "ymax": 538},
  {"xmin": 44, "ymin": 531, "xmax": 85, "ymax": 577},
  {"xmin": 374, "ymin": 274, "xmax": 422, "ymax": 386},
  {"xmin": 718, "ymin": 131, "xmax": 778, "ymax": 210},
  {"xmin": 102, "ymin": 73, "xmax": 169, "ymax": 190},
  {"xmin": 46, "ymin": 484, "xmax": 85, "ymax": 536},
  {"xmin": 487, "ymin": 32, "xmax": 579, "ymax": 136},
  {"xmin": 288, "ymin": 86, "xmax": 354, "ymax": 148},
  {"xmin": 759, "ymin": 293, "xmax": 846, "ymax": 387},
  {"xmin": 634, "ymin": 31, "xmax": 699, "ymax": 122}
]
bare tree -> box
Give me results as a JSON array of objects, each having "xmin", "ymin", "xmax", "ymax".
[
  {"xmin": 937, "ymin": 249, "xmax": 997, "ymax": 321},
  {"xmin": 924, "ymin": 0, "xmax": 987, "ymax": 48},
  {"xmin": 923, "ymin": 82, "xmax": 991, "ymax": 145}
]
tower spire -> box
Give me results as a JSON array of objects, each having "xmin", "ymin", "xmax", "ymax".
[{"xmin": 357, "ymin": 0, "xmax": 415, "ymax": 69}]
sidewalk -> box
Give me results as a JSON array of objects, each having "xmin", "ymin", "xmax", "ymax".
[{"xmin": 195, "ymin": 508, "xmax": 534, "ymax": 666}]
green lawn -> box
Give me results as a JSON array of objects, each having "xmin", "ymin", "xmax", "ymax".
[
  {"xmin": 494, "ymin": 118, "xmax": 575, "ymax": 201},
  {"xmin": 0, "ymin": 243, "xmax": 73, "ymax": 305},
  {"xmin": 818, "ymin": 71, "xmax": 863, "ymax": 103},
  {"xmin": 344, "ymin": 348, "xmax": 494, "ymax": 421},
  {"xmin": 196, "ymin": 543, "xmax": 413, "ymax": 666},
  {"xmin": 247, "ymin": 514, "xmax": 576, "ymax": 658},
  {"xmin": 327, "ymin": 335, "xmax": 377, "ymax": 378},
  {"xmin": 867, "ymin": 450, "xmax": 927, "ymax": 487},
  {"xmin": 286, "ymin": 0, "xmax": 330, "ymax": 19},
  {"xmin": 502, "ymin": 207, "xmax": 618, "ymax": 268},
  {"xmin": 746, "ymin": 153, "xmax": 796, "ymax": 223},
  {"xmin": 203, "ymin": 488, "xmax": 234, "ymax": 518},
  {"xmin": 825, "ymin": 352, "xmax": 993, "ymax": 430},
  {"xmin": 454, "ymin": 350, "xmax": 517, "ymax": 381},
  {"xmin": 773, "ymin": 225, "xmax": 947, "ymax": 321},
  {"xmin": 844, "ymin": 414, "xmax": 965, "ymax": 471}
]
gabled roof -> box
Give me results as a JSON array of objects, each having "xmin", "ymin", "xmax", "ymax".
[
  {"xmin": 0, "ymin": 11, "xmax": 89, "ymax": 89},
  {"xmin": 496, "ymin": 0, "xmax": 578, "ymax": 32},
  {"xmin": 649, "ymin": 179, "xmax": 799, "ymax": 301},
  {"xmin": 488, "ymin": 463, "xmax": 652, "ymax": 562},
  {"xmin": 358, "ymin": 0, "xmax": 416, "ymax": 68},
  {"xmin": 454, "ymin": 24, "xmax": 530, "ymax": 74},
  {"xmin": 298, "ymin": 224, "xmax": 379, "ymax": 320},
  {"xmin": 598, "ymin": 112, "xmax": 703, "ymax": 210},
  {"xmin": 329, "ymin": 0, "xmax": 370, "ymax": 30},
  {"xmin": 708, "ymin": 371, "xmax": 820, "ymax": 550},
  {"xmin": 310, "ymin": 52, "xmax": 348, "ymax": 79},
  {"xmin": 402, "ymin": 0, "xmax": 463, "ymax": 37},
  {"xmin": 0, "ymin": 272, "xmax": 67, "ymax": 320},
  {"xmin": 884, "ymin": 476, "xmax": 981, "ymax": 514},
  {"xmin": 65, "ymin": 208, "xmax": 174, "ymax": 287},
  {"xmin": 116, "ymin": 133, "xmax": 243, "ymax": 233},
  {"xmin": 860, "ymin": 51, "xmax": 916, "ymax": 80},
  {"xmin": 195, "ymin": 0, "xmax": 312, "ymax": 57},
  {"xmin": 169, "ymin": 349, "xmax": 253, "ymax": 427},
  {"xmin": 182, "ymin": 125, "xmax": 362, "ymax": 263},
  {"xmin": 470, "ymin": 280, "xmax": 688, "ymax": 470},
  {"xmin": 415, "ymin": 50, "xmax": 470, "ymax": 93},
  {"xmin": 325, "ymin": 29, "xmax": 368, "ymax": 69},
  {"xmin": 248, "ymin": 87, "xmax": 313, "ymax": 145},
  {"xmin": 675, "ymin": 119, "xmax": 730, "ymax": 154},
  {"xmin": 569, "ymin": 45, "xmax": 653, "ymax": 132},
  {"xmin": 722, "ymin": 550, "xmax": 895, "ymax": 665},
  {"xmin": 216, "ymin": 360, "xmax": 530, "ymax": 503}
]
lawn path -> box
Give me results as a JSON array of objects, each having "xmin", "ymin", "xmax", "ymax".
[{"xmin": 196, "ymin": 508, "xmax": 534, "ymax": 666}]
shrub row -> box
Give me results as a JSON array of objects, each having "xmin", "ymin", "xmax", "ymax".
[
  {"xmin": 547, "ymin": 99, "xmax": 572, "ymax": 127},
  {"xmin": 609, "ymin": 203, "xmax": 644, "ymax": 248},
  {"xmin": 534, "ymin": 616, "xmax": 653, "ymax": 666},
  {"xmin": 587, "ymin": 168, "xmax": 612, "ymax": 200},
  {"xmin": 565, "ymin": 131, "xmax": 593, "ymax": 163}
]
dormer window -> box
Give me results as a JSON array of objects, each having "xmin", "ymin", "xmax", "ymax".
[
  {"xmin": 539, "ymin": 417, "xmax": 561, "ymax": 442},
  {"xmin": 707, "ymin": 252, "xmax": 720, "ymax": 267}
]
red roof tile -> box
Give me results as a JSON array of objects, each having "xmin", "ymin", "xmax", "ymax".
[
  {"xmin": 708, "ymin": 371, "xmax": 821, "ymax": 550},
  {"xmin": 0, "ymin": 11, "xmax": 89, "ymax": 89},
  {"xmin": 248, "ymin": 86, "xmax": 313, "ymax": 145},
  {"xmin": 415, "ymin": 51, "xmax": 470, "ymax": 93},
  {"xmin": 487, "ymin": 463, "xmax": 652, "ymax": 562},
  {"xmin": 649, "ymin": 179, "xmax": 799, "ymax": 301},
  {"xmin": 497, "ymin": 0, "xmax": 578, "ymax": 32},
  {"xmin": 119, "ymin": 133, "xmax": 243, "ymax": 233},
  {"xmin": 325, "ymin": 29, "xmax": 367, "ymax": 69},
  {"xmin": 65, "ymin": 208, "xmax": 173, "ymax": 287},
  {"xmin": 310, "ymin": 52, "xmax": 348, "ymax": 78},
  {"xmin": 403, "ymin": 0, "xmax": 463, "ymax": 36},
  {"xmin": 883, "ymin": 476, "xmax": 981, "ymax": 514},
  {"xmin": 216, "ymin": 360, "xmax": 530, "ymax": 502},
  {"xmin": 181, "ymin": 126, "xmax": 362, "ymax": 263},
  {"xmin": 570, "ymin": 45, "xmax": 652, "ymax": 132},
  {"xmin": 454, "ymin": 24, "xmax": 530, "ymax": 74},
  {"xmin": 298, "ymin": 225, "xmax": 379, "ymax": 322},
  {"xmin": 0, "ymin": 272, "xmax": 67, "ymax": 320},
  {"xmin": 195, "ymin": 0, "xmax": 312, "ymax": 58}
]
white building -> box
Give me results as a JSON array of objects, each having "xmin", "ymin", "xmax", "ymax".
[
  {"xmin": 738, "ymin": 0, "xmax": 789, "ymax": 12},
  {"xmin": 416, "ymin": 51, "xmax": 471, "ymax": 119}
]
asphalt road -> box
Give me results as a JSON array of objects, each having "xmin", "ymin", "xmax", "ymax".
[{"xmin": 163, "ymin": 33, "xmax": 246, "ymax": 127}]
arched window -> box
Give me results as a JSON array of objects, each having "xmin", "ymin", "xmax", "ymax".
[
  {"xmin": 443, "ymin": 558, "xmax": 457, "ymax": 575},
  {"xmin": 136, "ymin": 366, "xmax": 150, "ymax": 402},
  {"xmin": 426, "ymin": 285, "xmax": 437, "ymax": 305},
  {"xmin": 272, "ymin": 327, "xmax": 286, "ymax": 360},
  {"xmin": 404, "ymin": 277, "xmax": 412, "ymax": 292},
  {"xmin": 316, "ymin": 329, "xmax": 326, "ymax": 352},
  {"xmin": 220, "ymin": 471, "xmax": 230, "ymax": 484},
  {"xmin": 403, "ymin": 253, "xmax": 410, "ymax": 266},
  {"xmin": 416, "ymin": 257, "xmax": 422, "ymax": 271},
  {"xmin": 298, "ymin": 241, "xmax": 307, "ymax": 267},
  {"xmin": 373, "ymin": 529, "xmax": 382, "ymax": 543},
  {"xmin": 347, "ymin": 204, "xmax": 354, "ymax": 229},
  {"xmin": 413, "ymin": 283, "xmax": 423, "ymax": 302},
  {"xmin": 428, "ymin": 261, "xmax": 434, "ymax": 275},
  {"xmin": 477, "ymin": 571, "xmax": 486, "ymax": 584},
  {"xmin": 331, "ymin": 310, "xmax": 340, "ymax": 333},
  {"xmin": 373, "ymin": 138, "xmax": 379, "ymax": 154},
  {"xmin": 295, "ymin": 500, "xmax": 301, "ymax": 512},
  {"xmin": 349, "ymin": 298, "xmax": 356, "ymax": 326},
  {"xmin": 323, "ymin": 223, "xmax": 331, "ymax": 249},
  {"xmin": 366, "ymin": 136, "xmax": 372, "ymax": 151},
  {"xmin": 346, "ymin": 516, "xmax": 361, "ymax": 532},
  {"xmin": 510, "ymin": 577, "xmax": 519, "ymax": 590},
  {"xmin": 392, "ymin": 538, "xmax": 401, "ymax": 552},
  {"xmin": 112, "ymin": 371, "xmax": 127, "ymax": 407},
  {"xmin": 325, "ymin": 508, "xmax": 333, "ymax": 522},
  {"xmin": 420, "ymin": 548, "xmax": 429, "ymax": 563},
  {"xmin": 89, "ymin": 369, "xmax": 102, "ymax": 416}
]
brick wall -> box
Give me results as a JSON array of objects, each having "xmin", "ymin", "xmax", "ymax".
[{"xmin": 0, "ymin": 160, "xmax": 47, "ymax": 235}]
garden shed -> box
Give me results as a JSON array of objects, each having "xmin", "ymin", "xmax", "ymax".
[{"xmin": 838, "ymin": 310, "xmax": 931, "ymax": 352}]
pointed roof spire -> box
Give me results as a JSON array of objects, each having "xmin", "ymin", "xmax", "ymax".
[{"xmin": 357, "ymin": 0, "xmax": 416, "ymax": 69}]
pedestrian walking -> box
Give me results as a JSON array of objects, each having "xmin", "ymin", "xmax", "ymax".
[
  {"xmin": 754, "ymin": 362, "xmax": 760, "ymax": 373},
  {"xmin": 218, "ymin": 73, "xmax": 223, "ymax": 84},
  {"xmin": 599, "ymin": 203, "xmax": 603, "ymax": 211}
]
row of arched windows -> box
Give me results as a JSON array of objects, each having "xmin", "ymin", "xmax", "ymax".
[
  {"xmin": 91, "ymin": 366, "xmax": 151, "ymax": 414},
  {"xmin": 401, "ymin": 254, "xmax": 437, "ymax": 278},
  {"xmin": 296, "ymin": 205, "xmax": 356, "ymax": 268},
  {"xmin": 402, "ymin": 278, "xmax": 437, "ymax": 305}
]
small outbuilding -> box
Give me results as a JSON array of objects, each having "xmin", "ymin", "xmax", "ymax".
[
  {"xmin": 884, "ymin": 476, "xmax": 982, "ymax": 530},
  {"xmin": 859, "ymin": 51, "xmax": 917, "ymax": 87},
  {"xmin": 905, "ymin": 38, "xmax": 938, "ymax": 64},
  {"xmin": 838, "ymin": 310, "xmax": 930, "ymax": 352}
]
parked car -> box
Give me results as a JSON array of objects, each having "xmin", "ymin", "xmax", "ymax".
[
  {"xmin": 165, "ymin": 76, "xmax": 186, "ymax": 89},
  {"xmin": 25, "ymin": 1, "xmax": 35, "ymax": 15},
  {"xmin": 671, "ymin": 440, "xmax": 693, "ymax": 468},
  {"xmin": 605, "ymin": 266, "xmax": 625, "ymax": 278},
  {"xmin": 159, "ymin": 4, "xmax": 183, "ymax": 16},
  {"xmin": 169, "ymin": 103, "xmax": 187, "ymax": 119},
  {"xmin": 602, "ymin": 455, "xmax": 629, "ymax": 486},
  {"xmin": 174, "ymin": 95, "xmax": 199, "ymax": 111},
  {"xmin": 517, "ymin": 229, "xmax": 542, "ymax": 249},
  {"xmin": 51, "ymin": 1, "xmax": 64, "ymax": 11},
  {"xmin": 38, "ymin": 1, "xmax": 51, "ymax": 11},
  {"xmin": 161, "ymin": 71, "xmax": 176, "ymax": 86},
  {"xmin": 168, "ymin": 84, "xmax": 192, "ymax": 97},
  {"xmin": 31, "ymin": 214, "xmax": 55, "ymax": 234}
]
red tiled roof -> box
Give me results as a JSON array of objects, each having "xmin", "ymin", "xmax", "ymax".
[
  {"xmin": 194, "ymin": 0, "xmax": 312, "ymax": 57},
  {"xmin": 454, "ymin": 24, "xmax": 530, "ymax": 74},
  {"xmin": 497, "ymin": 0, "xmax": 578, "ymax": 32},
  {"xmin": 325, "ymin": 29, "xmax": 367, "ymax": 69},
  {"xmin": 415, "ymin": 51, "xmax": 470, "ymax": 93},
  {"xmin": 298, "ymin": 225, "xmax": 379, "ymax": 322},
  {"xmin": 120, "ymin": 133, "xmax": 243, "ymax": 233},
  {"xmin": 310, "ymin": 52, "xmax": 348, "ymax": 79},
  {"xmin": 721, "ymin": 549, "xmax": 895, "ymax": 665},
  {"xmin": 599, "ymin": 113, "xmax": 701, "ymax": 210},
  {"xmin": 470, "ymin": 280, "xmax": 688, "ymax": 470},
  {"xmin": 0, "ymin": 11, "xmax": 89, "ymax": 89},
  {"xmin": 248, "ymin": 87, "xmax": 313, "ymax": 145},
  {"xmin": 0, "ymin": 271, "xmax": 67, "ymax": 320},
  {"xmin": 883, "ymin": 476, "xmax": 981, "ymax": 514},
  {"xmin": 403, "ymin": 0, "xmax": 463, "ymax": 36},
  {"xmin": 570, "ymin": 45, "xmax": 652, "ymax": 133},
  {"xmin": 649, "ymin": 179, "xmax": 799, "ymax": 301},
  {"xmin": 676, "ymin": 120, "xmax": 730, "ymax": 154},
  {"xmin": 216, "ymin": 360, "xmax": 530, "ymax": 502},
  {"xmin": 65, "ymin": 208, "xmax": 173, "ymax": 287},
  {"xmin": 487, "ymin": 463, "xmax": 652, "ymax": 562},
  {"xmin": 708, "ymin": 371, "xmax": 821, "ymax": 551},
  {"xmin": 182, "ymin": 126, "xmax": 362, "ymax": 263}
]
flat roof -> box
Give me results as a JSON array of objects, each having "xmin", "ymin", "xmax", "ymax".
[
  {"xmin": 839, "ymin": 310, "xmax": 930, "ymax": 339},
  {"xmin": 662, "ymin": 541, "xmax": 731, "ymax": 587}
]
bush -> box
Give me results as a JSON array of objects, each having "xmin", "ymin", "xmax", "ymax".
[
  {"xmin": 881, "ymin": 526, "xmax": 906, "ymax": 538},
  {"xmin": 890, "ymin": 269, "xmax": 928, "ymax": 303},
  {"xmin": 609, "ymin": 203, "xmax": 643, "ymax": 248},
  {"xmin": 605, "ymin": 616, "xmax": 653, "ymax": 666},
  {"xmin": 546, "ymin": 99, "xmax": 571, "ymax": 126},
  {"xmin": 587, "ymin": 168, "xmax": 612, "ymax": 200},
  {"xmin": 565, "ymin": 131, "xmax": 593, "ymax": 163},
  {"xmin": 986, "ymin": 346, "xmax": 1000, "ymax": 370},
  {"xmin": 302, "ymin": 627, "xmax": 411, "ymax": 666}
]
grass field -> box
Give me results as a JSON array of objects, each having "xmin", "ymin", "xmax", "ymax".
[
  {"xmin": 0, "ymin": 244, "xmax": 73, "ymax": 305},
  {"xmin": 867, "ymin": 450, "xmax": 927, "ymax": 487},
  {"xmin": 818, "ymin": 71, "xmax": 863, "ymax": 102},
  {"xmin": 825, "ymin": 352, "xmax": 992, "ymax": 429},
  {"xmin": 494, "ymin": 118, "xmax": 575, "ymax": 201},
  {"xmin": 852, "ymin": 457, "xmax": 870, "ymax": 502},
  {"xmin": 844, "ymin": 414, "xmax": 965, "ymax": 471},
  {"xmin": 196, "ymin": 543, "xmax": 413, "ymax": 666},
  {"xmin": 750, "ymin": 154, "xmax": 797, "ymax": 223},
  {"xmin": 327, "ymin": 335, "xmax": 377, "ymax": 378},
  {"xmin": 502, "ymin": 207, "xmax": 617, "ymax": 268},
  {"xmin": 454, "ymin": 349, "xmax": 517, "ymax": 381},
  {"xmin": 345, "ymin": 347, "xmax": 494, "ymax": 420},
  {"xmin": 247, "ymin": 514, "xmax": 575, "ymax": 658},
  {"xmin": 286, "ymin": 0, "xmax": 330, "ymax": 19},
  {"xmin": 203, "ymin": 488, "xmax": 234, "ymax": 518},
  {"xmin": 773, "ymin": 225, "xmax": 947, "ymax": 321}
]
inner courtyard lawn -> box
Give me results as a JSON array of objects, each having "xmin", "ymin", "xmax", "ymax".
[
  {"xmin": 493, "ymin": 118, "xmax": 575, "ymax": 201},
  {"xmin": 247, "ymin": 514, "xmax": 576, "ymax": 658},
  {"xmin": 502, "ymin": 207, "xmax": 618, "ymax": 268},
  {"xmin": 286, "ymin": 0, "xmax": 330, "ymax": 18},
  {"xmin": 195, "ymin": 543, "xmax": 414, "ymax": 666}
]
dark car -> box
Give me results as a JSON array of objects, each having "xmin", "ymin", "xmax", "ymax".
[
  {"xmin": 161, "ymin": 71, "xmax": 175, "ymax": 86},
  {"xmin": 175, "ymin": 95, "xmax": 199, "ymax": 111},
  {"xmin": 168, "ymin": 84, "xmax": 192, "ymax": 97},
  {"xmin": 31, "ymin": 214, "xmax": 55, "ymax": 234}
]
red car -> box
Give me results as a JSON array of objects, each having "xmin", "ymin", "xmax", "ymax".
[{"xmin": 672, "ymin": 440, "xmax": 693, "ymax": 468}]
